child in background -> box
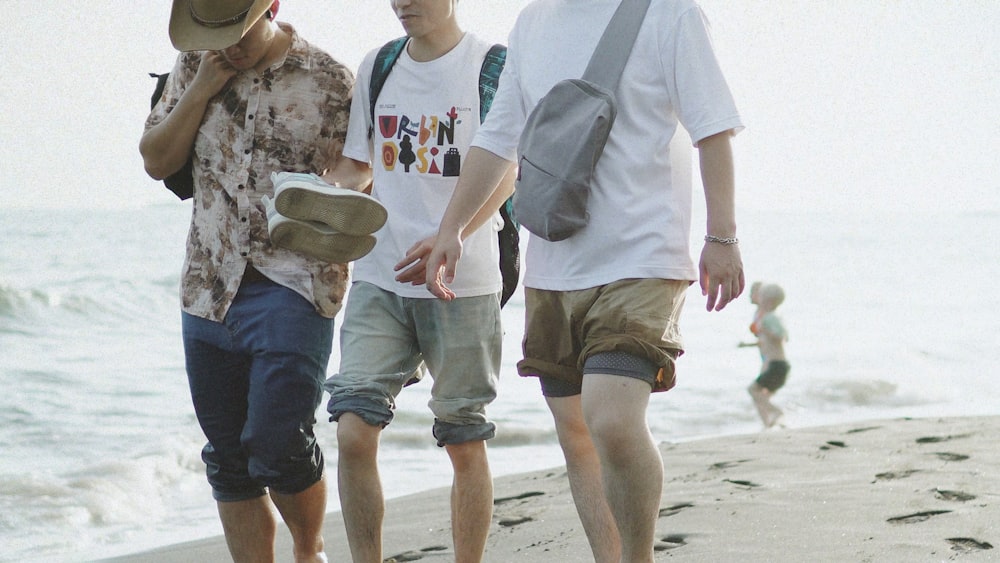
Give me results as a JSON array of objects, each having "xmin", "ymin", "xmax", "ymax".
[{"xmin": 740, "ymin": 283, "xmax": 790, "ymax": 428}]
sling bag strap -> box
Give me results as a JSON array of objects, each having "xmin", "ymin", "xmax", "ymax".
[{"xmin": 581, "ymin": 0, "xmax": 652, "ymax": 90}]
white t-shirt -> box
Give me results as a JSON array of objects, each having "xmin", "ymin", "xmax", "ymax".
[
  {"xmin": 473, "ymin": 0, "xmax": 744, "ymax": 291},
  {"xmin": 344, "ymin": 34, "xmax": 502, "ymax": 299}
]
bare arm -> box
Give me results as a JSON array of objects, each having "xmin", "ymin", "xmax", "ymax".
[
  {"xmin": 321, "ymin": 156, "xmax": 373, "ymax": 193},
  {"xmin": 139, "ymin": 52, "xmax": 236, "ymax": 179},
  {"xmin": 697, "ymin": 130, "xmax": 745, "ymax": 311},
  {"xmin": 394, "ymin": 164, "xmax": 515, "ymax": 285},
  {"xmin": 424, "ymin": 147, "xmax": 515, "ymax": 299},
  {"xmin": 464, "ymin": 164, "xmax": 517, "ymax": 240}
]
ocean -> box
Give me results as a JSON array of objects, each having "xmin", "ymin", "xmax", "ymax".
[
  {"xmin": 2, "ymin": 1, "xmax": 998, "ymax": 562},
  {"xmin": 3, "ymin": 205, "xmax": 998, "ymax": 562}
]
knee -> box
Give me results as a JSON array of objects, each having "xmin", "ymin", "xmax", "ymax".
[
  {"xmin": 582, "ymin": 408, "xmax": 630, "ymax": 451},
  {"xmin": 336, "ymin": 413, "xmax": 380, "ymax": 460},
  {"xmin": 445, "ymin": 440, "xmax": 489, "ymax": 474},
  {"xmin": 550, "ymin": 408, "xmax": 592, "ymax": 456}
]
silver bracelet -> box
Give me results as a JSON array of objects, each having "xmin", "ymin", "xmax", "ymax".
[{"xmin": 704, "ymin": 234, "xmax": 739, "ymax": 245}]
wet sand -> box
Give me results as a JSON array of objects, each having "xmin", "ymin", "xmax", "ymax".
[{"xmin": 101, "ymin": 416, "xmax": 998, "ymax": 562}]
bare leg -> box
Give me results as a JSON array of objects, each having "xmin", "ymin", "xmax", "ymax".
[
  {"xmin": 336, "ymin": 413, "xmax": 384, "ymax": 563},
  {"xmin": 270, "ymin": 477, "xmax": 328, "ymax": 562},
  {"xmin": 748, "ymin": 383, "xmax": 783, "ymax": 427},
  {"xmin": 218, "ymin": 495, "xmax": 278, "ymax": 563},
  {"xmin": 582, "ymin": 374, "xmax": 661, "ymax": 563},
  {"xmin": 546, "ymin": 394, "xmax": 621, "ymax": 563},
  {"xmin": 444, "ymin": 440, "xmax": 493, "ymax": 563}
]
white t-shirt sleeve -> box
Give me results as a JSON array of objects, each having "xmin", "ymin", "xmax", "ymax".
[
  {"xmin": 342, "ymin": 50, "xmax": 378, "ymax": 164},
  {"xmin": 668, "ymin": 6, "xmax": 744, "ymax": 145},
  {"xmin": 470, "ymin": 25, "xmax": 526, "ymax": 161}
]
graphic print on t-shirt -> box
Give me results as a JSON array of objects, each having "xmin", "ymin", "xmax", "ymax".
[{"xmin": 377, "ymin": 106, "xmax": 467, "ymax": 176}]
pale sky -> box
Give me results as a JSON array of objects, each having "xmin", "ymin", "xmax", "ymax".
[{"xmin": 1, "ymin": 0, "xmax": 997, "ymax": 212}]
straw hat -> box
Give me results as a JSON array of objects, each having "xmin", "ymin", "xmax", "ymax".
[{"xmin": 169, "ymin": 0, "xmax": 274, "ymax": 52}]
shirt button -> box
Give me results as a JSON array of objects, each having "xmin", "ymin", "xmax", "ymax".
[
  {"xmin": 248, "ymin": 114, "xmax": 254, "ymax": 120},
  {"xmin": 241, "ymin": 252, "xmax": 248, "ymax": 257},
  {"xmin": 238, "ymin": 184, "xmax": 245, "ymax": 190},
  {"xmin": 241, "ymin": 217, "xmax": 248, "ymax": 222}
]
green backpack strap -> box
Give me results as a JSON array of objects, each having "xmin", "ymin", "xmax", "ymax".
[
  {"xmin": 368, "ymin": 37, "xmax": 409, "ymax": 139},
  {"xmin": 478, "ymin": 45, "xmax": 521, "ymax": 307},
  {"xmin": 367, "ymin": 39, "xmax": 519, "ymax": 306},
  {"xmin": 479, "ymin": 44, "xmax": 506, "ymax": 123}
]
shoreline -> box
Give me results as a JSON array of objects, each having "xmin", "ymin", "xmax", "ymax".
[{"xmin": 99, "ymin": 416, "xmax": 998, "ymax": 562}]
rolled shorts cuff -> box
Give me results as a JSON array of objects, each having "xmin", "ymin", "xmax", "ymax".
[
  {"xmin": 432, "ymin": 419, "xmax": 496, "ymax": 447},
  {"xmin": 518, "ymin": 338, "xmax": 680, "ymax": 393},
  {"xmin": 516, "ymin": 357, "xmax": 577, "ymax": 382},
  {"xmin": 256, "ymin": 448, "xmax": 325, "ymax": 497},
  {"xmin": 327, "ymin": 394, "xmax": 394, "ymax": 428}
]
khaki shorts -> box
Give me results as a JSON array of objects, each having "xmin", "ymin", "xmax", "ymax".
[{"xmin": 516, "ymin": 278, "xmax": 690, "ymax": 393}]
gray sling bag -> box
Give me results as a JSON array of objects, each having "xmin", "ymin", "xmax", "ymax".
[{"xmin": 512, "ymin": 0, "xmax": 651, "ymax": 242}]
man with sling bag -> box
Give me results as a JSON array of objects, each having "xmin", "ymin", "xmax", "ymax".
[{"xmin": 426, "ymin": 1, "xmax": 745, "ymax": 561}]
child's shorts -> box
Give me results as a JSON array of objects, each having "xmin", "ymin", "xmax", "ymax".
[{"xmin": 755, "ymin": 360, "xmax": 790, "ymax": 392}]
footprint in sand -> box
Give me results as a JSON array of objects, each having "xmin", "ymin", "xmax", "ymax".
[
  {"xmin": 710, "ymin": 459, "xmax": 753, "ymax": 470},
  {"xmin": 498, "ymin": 516, "xmax": 534, "ymax": 527},
  {"xmin": 723, "ymin": 478, "xmax": 761, "ymax": 488},
  {"xmin": 873, "ymin": 469, "xmax": 921, "ymax": 481},
  {"xmin": 658, "ymin": 503, "xmax": 694, "ymax": 518},
  {"xmin": 886, "ymin": 510, "xmax": 952, "ymax": 524},
  {"xmin": 915, "ymin": 433, "xmax": 972, "ymax": 444},
  {"xmin": 493, "ymin": 491, "xmax": 544, "ymax": 505},
  {"xmin": 930, "ymin": 452, "xmax": 969, "ymax": 462},
  {"xmin": 819, "ymin": 440, "xmax": 847, "ymax": 450},
  {"xmin": 494, "ymin": 491, "xmax": 542, "ymax": 528},
  {"xmin": 947, "ymin": 537, "xmax": 994, "ymax": 552},
  {"xmin": 933, "ymin": 488, "xmax": 976, "ymax": 502},
  {"xmin": 846, "ymin": 426, "xmax": 882, "ymax": 434},
  {"xmin": 384, "ymin": 545, "xmax": 448, "ymax": 562},
  {"xmin": 654, "ymin": 534, "xmax": 688, "ymax": 551}
]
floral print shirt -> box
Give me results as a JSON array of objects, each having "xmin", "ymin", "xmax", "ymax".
[{"xmin": 145, "ymin": 24, "xmax": 354, "ymax": 322}]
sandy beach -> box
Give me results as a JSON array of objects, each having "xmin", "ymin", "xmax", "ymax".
[{"xmin": 101, "ymin": 416, "xmax": 997, "ymax": 562}]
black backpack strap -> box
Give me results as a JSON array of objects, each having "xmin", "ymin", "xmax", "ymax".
[
  {"xmin": 368, "ymin": 37, "xmax": 409, "ymax": 139},
  {"xmin": 148, "ymin": 71, "xmax": 194, "ymax": 201},
  {"xmin": 149, "ymin": 72, "xmax": 170, "ymax": 110}
]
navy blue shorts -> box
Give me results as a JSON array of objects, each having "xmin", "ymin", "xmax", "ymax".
[{"xmin": 182, "ymin": 278, "xmax": 333, "ymax": 502}]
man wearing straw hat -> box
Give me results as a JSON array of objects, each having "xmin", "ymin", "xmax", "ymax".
[{"xmin": 140, "ymin": 1, "xmax": 368, "ymax": 561}]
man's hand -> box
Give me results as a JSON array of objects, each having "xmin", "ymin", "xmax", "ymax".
[
  {"xmin": 699, "ymin": 242, "xmax": 744, "ymax": 311},
  {"xmin": 140, "ymin": 51, "xmax": 236, "ymax": 180},
  {"xmin": 424, "ymin": 232, "xmax": 463, "ymax": 301},
  {"xmin": 192, "ymin": 51, "xmax": 238, "ymax": 97},
  {"xmin": 394, "ymin": 235, "xmax": 436, "ymax": 286}
]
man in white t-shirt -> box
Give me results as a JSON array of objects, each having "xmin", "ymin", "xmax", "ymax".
[
  {"xmin": 425, "ymin": 1, "xmax": 745, "ymax": 561},
  {"xmin": 323, "ymin": 1, "xmax": 514, "ymax": 561}
]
